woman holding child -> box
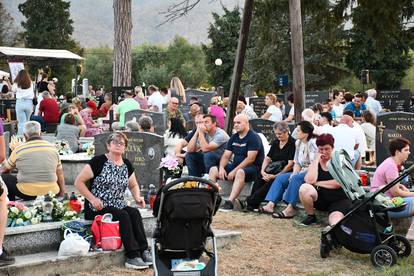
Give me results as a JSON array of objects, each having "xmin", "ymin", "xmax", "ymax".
[{"xmin": 75, "ymin": 132, "xmax": 152, "ymax": 270}]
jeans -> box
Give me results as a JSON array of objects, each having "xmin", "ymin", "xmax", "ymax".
[
  {"xmin": 30, "ymin": 115, "xmax": 46, "ymax": 132},
  {"xmin": 16, "ymin": 99, "xmax": 33, "ymax": 135},
  {"xmin": 265, "ymin": 171, "xmax": 307, "ymax": 206},
  {"xmin": 185, "ymin": 151, "xmax": 222, "ymax": 177}
]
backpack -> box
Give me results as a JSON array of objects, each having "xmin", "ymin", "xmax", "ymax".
[{"xmin": 91, "ymin": 213, "xmax": 122, "ymax": 251}]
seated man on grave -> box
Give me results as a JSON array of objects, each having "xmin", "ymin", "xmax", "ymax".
[
  {"xmin": 0, "ymin": 121, "xmax": 66, "ymax": 201},
  {"xmin": 185, "ymin": 114, "xmax": 229, "ymax": 177},
  {"xmin": 163, "ymin": 97, "xmax": 186, "ymax": 127},
  {"xmin": 209, "ymin": 114, "xmax": 264, "ymax": 211},
  {"xmin": 175, "ymin": 114, "xmax": 205, "ymax": 165}
]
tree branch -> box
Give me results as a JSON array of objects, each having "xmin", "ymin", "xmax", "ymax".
[{"xmin": 158, "ymin": 0, "xmax": 218, "ymax": 26}]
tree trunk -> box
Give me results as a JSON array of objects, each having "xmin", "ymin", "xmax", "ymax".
[
  {"xmin": 225, "ymin": 0, "xmax": 254, "ymax": 134},
  {"xmin": 113, "ymin": 0, "xmax": 132, "ymax": 87},
  {"xmin": 289, "ymin": 0, "xmax": 305, "ymax": 122}
]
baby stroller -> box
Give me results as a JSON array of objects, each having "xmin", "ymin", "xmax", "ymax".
[
  {"xmin": 151, "ymin": 176, "xmax": 220, "ymax": 276},
  {"xmin": 321, "ymin": 149, "xmax": 414, "ymax": 267}
]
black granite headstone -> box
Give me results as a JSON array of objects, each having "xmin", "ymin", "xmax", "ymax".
[
  {"xmin": 376, "ymin": 112, "xmax": 414, "ymax": 166},
  {"xmin": 186, "ymin": 90, "xmax": 215, "ymax": 107},
  {"xmin": 94, "ymin": 132, "xmax": 164, "ymax": 191},
  {"xmin": 305, "ymin": 91, "xmax": 330, "ymax": 108},
  {"xmin": 248, "ymin": 97, "xmax": 267, "ymax": 117},
  {"xmin": 249, "ymin": 119, "xmax": 275, "ymax": 144},
  {"xmin": 124, "ymin": 109, "xmax": 166, "ymax": 136},
  {"xmin": 377, "ymin": 90, "xmax": 411, "ymax": 112}
]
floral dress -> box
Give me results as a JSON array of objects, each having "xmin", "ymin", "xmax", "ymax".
[{"xmin": 80, "ymin": 109, "xmax": 102, "ymax": 137}]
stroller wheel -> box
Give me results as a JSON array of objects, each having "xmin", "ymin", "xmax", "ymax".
[
  {"xmin": 370, "ymin": 245, "xmax": 397, "ymax": 267},
  {"xmin": 388, "ymin": 235, "xmax": 412, "ymax": 257}
]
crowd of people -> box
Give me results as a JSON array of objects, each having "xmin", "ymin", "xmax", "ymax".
[{"xmin": 1, "ymin": 71, "xmax": 414, "ymax": 271}]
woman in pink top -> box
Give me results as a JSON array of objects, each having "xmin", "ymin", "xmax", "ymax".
[
  {"xmin": 208, "ymin": 96, "xmax": 225, "ymax": 129},
  {"xmin": 370, "ymin": 138, "xmax": 414, "ymax": 218}
]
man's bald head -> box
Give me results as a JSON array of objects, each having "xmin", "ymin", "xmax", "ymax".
[
  {"xmin": 340, "ymin": 115, "xmax": 353, "ymax": 127},
  {"xmin": 233, "ymin": 114, "xmax": 249, "ymax": 134}
]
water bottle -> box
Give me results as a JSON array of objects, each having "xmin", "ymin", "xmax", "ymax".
[{"xmin": 147, "ymin": 184, "xmax": 157, "ymax": 210}]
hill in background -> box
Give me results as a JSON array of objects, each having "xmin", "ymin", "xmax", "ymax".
[{"xmin": 4, "ymin": 0, "xmax": 243, "ymax": 48}]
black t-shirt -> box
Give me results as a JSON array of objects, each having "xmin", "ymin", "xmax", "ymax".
[
  {"xmin": 317, "ymin": 163, "xmax": 334, "ymax": 181},
  {"xmin": 38, "ymin": 81, "xmax": 49, "ymax": 92},
  {"xmin": 1, "ymin": 83, "xmax": 9, "ymax": 94},
  {"xmin": 267, "ymin": 135, "xmax": 296, "ymax": 163},
  {"xmin": 226, "ymin": 129, "xmax": 264, "ymax": 167}
]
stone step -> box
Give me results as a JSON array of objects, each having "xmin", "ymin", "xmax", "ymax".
[
  {"xmin": 217, "ymin": 180, "xmax": 253, "ymax": 198},
  {"xmin": 5, "ymin": 209, "xmax": 156, "ymax": 256},
  {"xmin": 0, "ymin": 229, "xmax": 241, "ymax": 276}
]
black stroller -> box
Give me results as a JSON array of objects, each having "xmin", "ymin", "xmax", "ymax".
[
  {"xmin": 321, "ymin": 150, "xmax": 414, "ymax": 267},
  {"xmin": 151, "ymin": 176, "xmax": 220, "ymax": 276}
]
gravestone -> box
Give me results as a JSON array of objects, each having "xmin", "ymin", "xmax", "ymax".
[
  {"xmin": 186, "ymin": 89, "xmax": 215, "ymax": 107},
  {"xmin": 248, "ymin": 97, "xmax": 267, "ymax": 117},
  {"xmin": 249, "ymin": 119, "xmax": 275, "ymax": 144},
  {"xmin": 94, "ymin": 132, "xmax": 164, "ymax": 192},
  {"xmin": 376, "ymin": 112, "xmax": 414, "ymax": 166},
  {"xmin": 377, "ymin": 90, "xmax": 411, "ymax": 112},
  {"xmin": 124, "ymin": 109, "xmax": 166, "ymax": 136},
  {"xmin": 305, "ymin": 91, "xmax": 330, "ymax": 108}
]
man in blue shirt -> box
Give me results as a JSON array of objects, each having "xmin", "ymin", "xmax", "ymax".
[
  {"xmin": 344, "ymin": 93, "xmax": 366, "ymax": 118},
  {"xmin": 209, "ymin": 114, "xmax": 264, "ymax": 211}
]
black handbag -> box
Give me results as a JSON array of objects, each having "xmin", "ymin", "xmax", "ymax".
[{"xmin": 265, "ymin": 160, "xmax": 286, "ymax": 175}]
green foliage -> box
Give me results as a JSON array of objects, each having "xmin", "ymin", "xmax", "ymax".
[
  {"xmin": 246, "ymin": 0, "xmax": 348, "ymax": 92},
  {"xmin": 202, "ymin": 6, "xmax": 241, "ymax": 95},
  {"xmin": 132, "ymin": 44, "xmax": 168, "ymax": 86},
  {"xmin": 18, "ymin": 0, "xmax": 83, "ymax": 94},
  {"xmin": 402, "ymin": 51, "xmax": 414, "ymax": 92},
  {"xmin": 83, "ymin": 46, "xmax": 113, "ymax": 90}
]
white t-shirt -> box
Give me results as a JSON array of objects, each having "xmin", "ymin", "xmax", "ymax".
[
  {"xmin": 319, "ymin": 124, "xmax": 334, "ymax": 134},
  {"xmin": 12, "ymin": 83, "xmax": 34, "ymax": 100},
  {"xmin": 148, "ymin": 91, "xmax": 167, "ymax": 112},
  {"xmin": 353, "ymin": 122, "xmax": 367, "ymax": 158},
  {"xmin": 332, "ymin": 124, "xmax": 358, "ymax": 160},
  {"xmin": 266, "ymin": 105, "xmax": 283, "ymax": 122},
  {"xmin": 360, "ymin": 122, "xmax": 376, "ymax": 151},
  {"xmin": 332, "ymin": 103, "xmax": 344, "ymax": 118}
]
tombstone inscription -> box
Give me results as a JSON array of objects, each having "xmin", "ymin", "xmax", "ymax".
[
  {"xmin": 94, "ymin": 132, "xmax": 164, "ymax": 192},
  {"xmin": 377, "ymin": 90, "xmax": 411, "ymax": 112},
  {"xmin": 376, "ymin": 112, "xmax": 414, "ymax": 166},
  {"xmin": 124, "ymin": 109, "xmax": 166, "ymax": 135},
  {"xmin": 185, "ymin": 90, "xmax": 215, "ymax": 107},
  {"xmin": 249, "ymin": 119, "xmax": 275, "ymax": 144},
  {"xmin": 248, "ymin": 97, "xmax": 267, "ymax": 117},
  {"xmin": 305, "ymin": 91, "xmax": 330, "ymax": 108}
]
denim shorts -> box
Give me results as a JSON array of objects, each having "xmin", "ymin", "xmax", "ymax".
[{"xmin": 224, "ymin": 163, "xmax": 260, "ymax": 182}]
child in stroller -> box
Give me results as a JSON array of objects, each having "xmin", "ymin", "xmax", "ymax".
[
  {"xmin": 321, "ymin": 149, "xmax": 414, "ymax": 267},
  {"xmin": 151, "ymin": 176, "xmax": 221, "ymax": 276}
]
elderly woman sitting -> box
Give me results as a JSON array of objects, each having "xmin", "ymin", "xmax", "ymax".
[{"xmin": 75, "ymin": 132, "xmax": 152, "ymax": 270}]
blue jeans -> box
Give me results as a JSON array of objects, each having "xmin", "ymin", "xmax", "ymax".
[
  {"xmin": 388, "ymin": 197, "xmax": 414, "ymax": 218},
  {"xmin": 185, "ymin": 151, "xmax": 222, "ymax": 177},
  {"xmin": 16, "ymin": 99, "xmax": 33, "ymax": 136},
  {"xmin": 265, "ymin": 171, "xmax": 307, "ymax": 206}
]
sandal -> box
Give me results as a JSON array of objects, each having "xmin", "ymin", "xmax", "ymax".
[
  {"xmin": 256, "ymin": 206, "xmax": 273, "ymax": 215},
  {"xmin": 272, "ymin": 211, "xmax": 294, "ymax": 219}
]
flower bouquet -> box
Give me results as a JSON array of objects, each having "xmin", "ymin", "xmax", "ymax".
[
  {"xmin": 7, "ymin": 201, "xmax": 41, "ymax": 227},
  {"xmin": 159, "ymin": 155, "xmax": 182, "ymax": 183},
  {"xmin": 54, "ymin": 140, "xmax": 73, "ymax": 155}
]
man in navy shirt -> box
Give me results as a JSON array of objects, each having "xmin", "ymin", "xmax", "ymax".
[{"xmin": 209, "ymin": 114, "xmax": 264, "ymax": 211}]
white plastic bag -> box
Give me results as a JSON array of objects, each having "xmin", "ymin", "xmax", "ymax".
[{"xmin": 58, "ymin": 229, "xmax": 90, "ymax": 257}]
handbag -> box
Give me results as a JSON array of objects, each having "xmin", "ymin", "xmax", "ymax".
[
  {"xmin": 91, "ymin": 213, "xmax": 122, "ymax": 251},
  {"xmin": 265, "ymin": 160, "xmax": 286, "ymax": 175},
  {"xmin": 58, "ymin": 229, "xmax": 90, "ymax": 257}
]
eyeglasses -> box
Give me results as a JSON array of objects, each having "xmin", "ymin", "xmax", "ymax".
[
  {"xmin": 171, "ymin": 102, "xmax": 179, "ymax": 105},
  {"xmin": 111, "ymin": 140, "xmax": 126, "ymax": 147}
]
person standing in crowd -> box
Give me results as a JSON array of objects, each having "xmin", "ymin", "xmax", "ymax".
[
  {"xmin": 75, "ymin": 132, "xmax": 152, "ymax": 270},
  {"xmin": 0, "ymin": 76, "xmax": 12, "ymax": 99},
  {"xmin": 370, "ymin": 138, "xmax": 414, "ymax": 219},
  {"xmin": 12, "ymin": 70, "xmax": 34, "ymax": 136},
  {"xmin": 331, "ymin": 115, "xmax": 360, "ymax": 168},
  {"xmin": 113, "ymin": 90, "xmax": 140, "ymax": 130},
  {"xmin": 262, "ymin": 121, "xmax": 317, "ymax": 218},
  {"xmin": 360, "ymin": 110, "xmax": 376, "ymax": 164},
  {"xmin": 208, "ymin": 96, "xmax": 226, "ymax": 129},
  {"xmin": 133, "ymin": 86, "xmax": 148, "ymax": 110},
  {"xmin": 147, "ymin": 85, "xmax": 165, "ymax": 112},
  {"xmin": 343, "ymin": 92, "xmax": 354, "ymax": 106},
  {"xmin": 164, "ymin": 97, "xmax": 186, "ymax": 126},
  {"xmin": 160, "ymin": 87, "xmax": 169, "ymax": 104},
  {"xmin": 262, "ymin": 93, "xmax": 283, "ymax": 122},
  {"xmin": 364, "ymin": 89, "xmax": 382, "ymax": 116},
  {"xmin": 298, "ymin": 134, "xmax": 352, "ymax": 226},
  {"xmin": 284, "ymin": 94, "xmax": 295, "ymax": 123},
  {"xmin": 170, "ymin": 76, "xmax": 186, "ymax": 104},
  {"xmin": 186, "ymin": 114, "xmax": 229, "ymax": 177},
  {"xmin": 332, "ymin": 89, "xmax": 344, "ymax": 118},
  {"xmin": 164, "ymin": 118, "xmax": 188, "ymax": 157},
  {"xmin": 37, "ymin": 73, "xmax": 50, "ymax": 93},
  {"xmin": 209, "ymin": 114, "xmax": 264, "ymax": 211},
  {"xmin": 239, "ymin": 121, "xmax": 295, "ymax": 211},
  {"xmin": 88, "ymin": 85, "xmax": 95, "ymax": 97},
  {"xmin": 1, "ymin": 121, "xmax": 66, "ymax": 201}
]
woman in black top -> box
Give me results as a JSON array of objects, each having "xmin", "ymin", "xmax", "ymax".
[
  {"xmin": 298, "ymin": 133, "xmax": 351, "ymax": 226},
  {"xmin": 75, "ymin": 132, "xmax": 152, "ymax": 270},
  {"xmin": 236, "ymin": 121, "xmax": 295, "ymax": 211}
]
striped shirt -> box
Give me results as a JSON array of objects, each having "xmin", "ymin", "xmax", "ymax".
[{"xmin": 3, "ymin": 139, "xmax": 61, "ymax": 196}]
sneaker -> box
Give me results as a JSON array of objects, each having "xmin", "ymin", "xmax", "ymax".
[
  {"xmin": 299, "ymin": 214, "xmax": 317, "ymax": 226},
  {"xmin": 0, "ymin": 251, "xmax": 15, "ymax": 267},
  {"xmin": 234, "ymin": 198, "xmax": 247, "ymax": 212},
  {"xmin": 125, "ymin": 257, "xmax": 149, "ymax": 270},
  {"xmin": 141, "ymin": 249, "xmax": 153, "ymax": 266},
  {"xmin": 220, "ymin": 200, "xmax": 234, "ymax": 212}
]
